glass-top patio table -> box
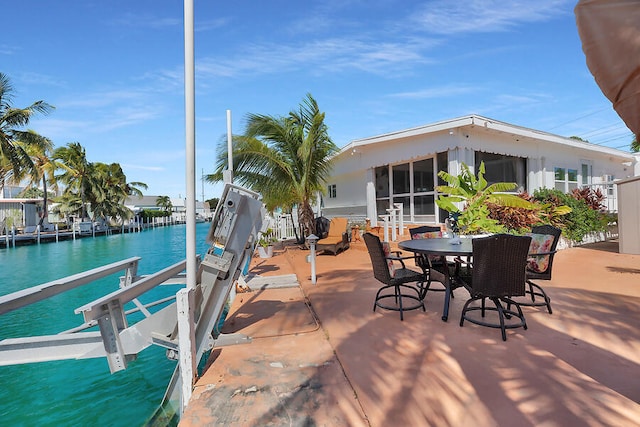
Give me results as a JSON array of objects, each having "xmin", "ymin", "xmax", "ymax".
[{"xmin": 398, "ymin": 238, "xmax": 473, "ymax": 321}]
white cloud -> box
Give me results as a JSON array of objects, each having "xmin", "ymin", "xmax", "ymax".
[
  {"xmin": 389, "ymin": 84, "xmax": 478, "ymax": 99},
  {"xmin": 410, "ymin": 0, "xmax": 573, "ymax": 35},
  {"xmin": 197, "ymin": 36, "xmax": 437, "ymax": 79},
  {"xmin": 121, "ymin": 163, "xmax": 165, "ymax": 172}
]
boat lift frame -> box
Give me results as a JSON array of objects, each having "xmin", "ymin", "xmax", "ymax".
[{"xmin": 0, "ymin": 183, "xmax": 265, "ymax": 422}]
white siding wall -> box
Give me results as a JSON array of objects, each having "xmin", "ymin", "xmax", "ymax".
[{"xmin": 323, "ymin": 169, "xmax": 368, "ymax": 217}]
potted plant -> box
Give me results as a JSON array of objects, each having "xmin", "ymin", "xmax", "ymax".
[
  {"xmin": 257, "ymin": 228, "xmax": 277, "ymax": 258},
  {"xmin": 436, "ymin": 162, "xmax": 535, "ymax": 236}
]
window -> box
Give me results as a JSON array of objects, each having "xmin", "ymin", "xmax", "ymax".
[
  {"xmin": 414, "ymin": 195, "xmax": 435, "ymax": 216},
  {"xmin": 375, "ymin": 166, "xmax": 389, "ymax": 197},
  {"xmin": 567, "ymin": 169, "xmax": 578, "ymax": 191},
  {"xmin": 554, "ymin": 167, "xmax": 578, "ymax": 192},
  {"xmin": 327, "ymin": 184, "xmax": 336, "ymax": 198},
  {"xmin": 581, "ymin": 163, "xmax": 592, "ymax": 185},
  {"xmin": 392, "ymin": 163, "xmax": 410, "ymax": 194},
  {"xmin": 437, "ymin": 151, "xmax": 448, "ymax": 187},
  {"xmin": 475, "ymin": 152, "xmax": 526, "ymax": 190},
  {"xmin": 374, "ymin": 157, "xmax": 440, "ymax": 223},
  {"xmin": 554, "ymin": 167, "xmax": 566, "ymax": 191},
  {"xmin": 413, "ymin": 159, "xmax": 434, "ymax": 192}
]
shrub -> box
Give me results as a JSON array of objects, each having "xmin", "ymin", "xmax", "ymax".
[
  {"xmin": 487, "ymin": 201, "xmax": 541, "ymax": 233},
  {"xmin": 570, "ymin": 187, "xmax": 606, "ymax": 211},
  {"xmin": 532, "ymin": 188, "xmax": 608, "ymax": 242},
  {"xmin": 140, "ymin": 209, "xmax": 171, "ymax": 219}
]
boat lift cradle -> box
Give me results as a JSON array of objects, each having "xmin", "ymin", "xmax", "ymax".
[{"xmin": 0, "ymin": 183, "xmax": 265, "ymax": 423}]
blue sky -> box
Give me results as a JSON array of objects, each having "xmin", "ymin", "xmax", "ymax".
[{"xmin": 2, "ymin": 0, "xmax": 633, "ymax": 200}]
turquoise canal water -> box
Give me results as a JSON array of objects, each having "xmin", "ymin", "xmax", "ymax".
[{"xmin": 0, "ymin": 222, "xmax": 214, "ymax": 427}]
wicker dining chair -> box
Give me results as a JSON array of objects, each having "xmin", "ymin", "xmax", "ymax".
[
  {"xmin": 521, "ymin": 224, "xmax": 562, "ymax": 314},
  {"xmin": 459, "ymin": 234, "xmax": 532, "ymax": 341},
  {"xmin": 408, "ymin": 225, "xmax": 451, "ymax": 299},
  {"xmin": 363, "ymin": 232, "xmax": 426, "ymax": 320}
]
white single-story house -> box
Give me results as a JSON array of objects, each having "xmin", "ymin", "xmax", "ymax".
[
  {"xmin": 322, "ymin": 115, "xmax": 640, "ymax": 225},
  {"xmin": 0, "ymin": 198, "xmax": 43, "ymax": 230},
  {"xmin": 124, "ymin": 196, "xmax": 211, "ymax": 222}
]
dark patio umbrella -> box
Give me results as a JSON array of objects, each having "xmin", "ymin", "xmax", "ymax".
[{"xmin": 575, "ymin": 0, "xmax": 640, "ymax": 137}]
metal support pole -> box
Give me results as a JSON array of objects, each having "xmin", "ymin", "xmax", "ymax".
[
  {"xmin": 224, "ymin": 109, "xmax": 233, "ymax": 184},
  {"xmin": 179, "ymin": 0, "xmax": 197, "ymax": 414}
]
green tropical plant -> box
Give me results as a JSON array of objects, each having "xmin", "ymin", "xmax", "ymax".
[
  {"xmin": 631, "ymin": 135, "xmax": 639, "ymax": 152},
  {"xmin": 257, "ymin": 228, "xmax": 277, "ymax": 247},
  {"xmin": 206, "ymin": 93, "xmax": 338, "ymax": 242},
  {"xmin": 436, "ymin": 162, "xmax": 535, "ymax": 235}
]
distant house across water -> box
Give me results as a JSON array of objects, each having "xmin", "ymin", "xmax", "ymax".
[{"xmin": 125, "ymin": 196, "xmax": 211, "ymax": 223}]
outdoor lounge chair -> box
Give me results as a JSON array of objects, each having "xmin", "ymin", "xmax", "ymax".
[
  {"xmin": 315, "ymin": 217, "xmax": 350, "ymax": 255},
  {"xmin": 459, "ymin": 234, "xmax": 532, "ymax": 341},
  {"xmin": 363, "ymin": 232, "xmax": 426, "ymax": 321},
  {"xmin": 520, "ymin": 224, "xmax": 562, "ymax": 314}
]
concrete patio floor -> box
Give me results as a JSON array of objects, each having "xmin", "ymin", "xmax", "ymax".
[{"xmin": 180, "ymin": 234, "xmax": 640, "ymax": 426}]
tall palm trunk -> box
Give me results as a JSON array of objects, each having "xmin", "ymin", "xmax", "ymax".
[
  {"xmin": 298, "ymin": 201, "xmax": 316, "ymax": 241},
  {"xmin": 38, "ymin": 176, "xmax": 48, "ymax": 227}
]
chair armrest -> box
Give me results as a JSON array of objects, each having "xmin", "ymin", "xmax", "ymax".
[
  {"xmin": 527, "ymin": 250, "xmax": 557, "ymax": 257},
  {"xmin": 386, "ymin": 252, "xmax": 420, "ymax": 269}
]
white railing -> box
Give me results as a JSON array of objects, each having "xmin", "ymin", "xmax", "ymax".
[
  {"xmin": 264, "ymin": 213, "xmax": 298, "ymax": 240},
  {"xmin": 582, "ymin": 181, "xmax": 617, "ymax": 213}
]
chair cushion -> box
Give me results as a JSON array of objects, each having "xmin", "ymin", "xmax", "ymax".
[
  {"xmin": 381, "ymin": 241, "xmax": 396, "ymax": 278},
  {"xmin": 526, "ymin": 233, "xmax": 555, "ymax": 273},
  {"xmin": 411, "ymin": 230, "xmax": 442, "ymax": 263},
  {"xmin": 411, "ymin": 231, "xmax": 442, "ymax": 239}
]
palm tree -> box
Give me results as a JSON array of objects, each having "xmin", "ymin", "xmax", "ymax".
[
  {"xmin": 206, "ymin": 94, "xmax": 338, "ymax": 240},
  {"xmin": 156, "ymin": 195, "xmax": 173, "ymax": 212},
  {"xmin": 0, "ymin": 73, "xmax": 53, "ymax": 179},
  {"xmin": 89, "ymin": 162, "xmax": 143, "ymax": 225},
  {"xmin": 18, "ymin": 131, "xmax": 59, "ymax": 226},
  {"xmin": 632, "ymin": 135, "xmax": 639, "ymax": 152},
  {"xmin": 54, "ymin": 142, "xmax": 100, "ymax": 221}
]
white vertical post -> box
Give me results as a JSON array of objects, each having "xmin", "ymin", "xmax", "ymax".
[
  {"xmin": 366, "ymin": 180, "xmax": 377, "ymax": 226},
  {"xmin": 36, "ymin": 225, "xmax": 41, "ymax": 244},
  {"xmin": 179, "ymin": 0, "xmax": 197, "ymax": 414},
  {"xmin": 394, "ymin": 203, "xmax": 404, "ymax": 237},
  {"xmin": 381, "ymin": 215, "xmax": 389, "ymax": 242},
  {"xmin": 177, "ymin": 288, "xmax": 196, "ymax": 412},
  {"xmin": 387, "ymin": 208, "xmax": 397, "ymax": 241},
  {"xmin": 306, "ymin": 234, "xmax": 319, "ymax": 285},
  {"xmin": 224, "ymin": 109, "xmax": 233, "ymax": 184}
]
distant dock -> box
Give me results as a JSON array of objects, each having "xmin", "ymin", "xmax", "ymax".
[{"xmin": 0, "ymin": 221, "xmax": 187, "ymax": 249}]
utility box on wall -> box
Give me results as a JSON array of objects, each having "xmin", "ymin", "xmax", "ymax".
[{"xmin": 616, "ymin": 175, "xmax": 640, "ymax": 254}]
